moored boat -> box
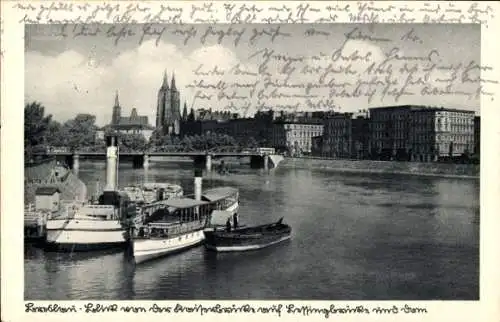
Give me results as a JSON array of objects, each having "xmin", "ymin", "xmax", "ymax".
[
  {"xmin": 203, "ymin": 217, "xmax": 291, "ymax": 252},
  {"xmin": 45, "ymin": 135, "xmax": 136, "ymax": 251},
  {"xmin": 132, "ymin": 169, "xmax": 239, "ymax": 264},
  {"xmin": 132, "ymin": 197, "xmax": 212, "ymax": 264}
]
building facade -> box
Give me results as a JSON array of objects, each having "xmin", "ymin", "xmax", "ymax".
[
  {"xmin": 433, "ymin": 108, "xmax": 475, "ymax": 159},
  {"xmin": 156, "ymin": 71, "xmax": 182, "ymax": 135},
  {"xmin": 321, "ymin": 114, "xmax": 369, "ymax": 159},
  {"xmin": 369, "ymin": 105, "xmax": 475, "ymax": 162},
  {"xmin": 272, "ymin": 121, "xmax": 323, "ymax": 155},
  {"xmin": 311, "ymin": 135, "xmax": 323, "ymax": 157},
  {"xmin": 323, "ymin": 113, "xmax": 352, "ymax": 159},
  {"xmin": 369, "ymin": 105, "xmax": 425, "ymax": 161}
]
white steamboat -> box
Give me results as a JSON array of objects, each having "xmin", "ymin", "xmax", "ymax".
[
  {"xmin": 133, "ymin": 169, "xmax": 239, "ymax": 264},
  {"xmin": 45, "ymin": 135, "xmax": 135, "ymax": 251}
]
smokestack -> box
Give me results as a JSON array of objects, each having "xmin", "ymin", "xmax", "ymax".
[
  {"xmin": 104, "ymin": 135, "xmax": 119, "ymax": 191},
  {"xmin": 194, "ymin": 168, "xmax": 202, "ymax": 201}
]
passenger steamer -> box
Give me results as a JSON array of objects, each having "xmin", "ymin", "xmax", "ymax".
[
  {"xmin": 45, "ymin": 136, "xmax": 135, "ymax": 251},
  {"xmin": 132, "ymin": 169, "xmax": 239, "ymax": 264}
]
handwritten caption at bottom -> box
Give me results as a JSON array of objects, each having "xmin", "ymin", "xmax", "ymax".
[{"xmin": 25, "ymin": 302, "xmax": 427, "ymax": 317}]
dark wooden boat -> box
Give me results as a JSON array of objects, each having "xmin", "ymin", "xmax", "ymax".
[{"xmin": 203, "ymin": 217, "xmax": 291, "ymax": 252}]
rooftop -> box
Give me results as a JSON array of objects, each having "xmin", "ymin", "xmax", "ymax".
[
  {"xmin": 202, "ymin": 187, "xmax": 239, "ymax": 202},
  {"xmin": 35, "ymin": 186, "xmax": 61, "ymax": 195},
  {"xmin": 163, "ymin": 197, "xmax": 208, "ymax": 209}
]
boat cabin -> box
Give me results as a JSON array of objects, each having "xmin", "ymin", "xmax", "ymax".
[
  {"xmin": 137, "ymin": 198, "xmax": 211, "ymax": 239},
  {"xmin": 34, "ymin": 186, "xmax": 61, "ymax": 212},
  {"xmin": 201, "ymin": 187, "xmax": 239, "ymax": 211},
  {"xmin": 97, "ymin": 190, "xmax": 136, "ymax": 221}
]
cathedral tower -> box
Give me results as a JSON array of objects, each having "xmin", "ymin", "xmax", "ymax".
[
  {"xmin": 111, "ymin": 91, "xmax": 121, "ymax": 125},
  {"xmin": 170, "ymin": 72, "xmax": 181, "ymax": 135},
  {"xmin": 156, "ymin": 71, "xmax": 171, "ymax": 130}
]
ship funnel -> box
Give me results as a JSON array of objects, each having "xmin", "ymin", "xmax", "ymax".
[
  {"xmin": 194, "ymin": 168, "xmax": 202, "ymax": 201},
  {"xmin": 104, "ymin": 135, "xmax": 119, "ymax": 191}
]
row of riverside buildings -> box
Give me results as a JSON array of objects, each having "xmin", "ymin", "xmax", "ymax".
[
  {"xmin": 314, "ymin": 106, "xmax": 479, "ymax": 162},
  {"xmin": 181, "ymin": 106, "xmax": 480, "ymax": 162},
  {"xmin": 99, "ymin": 72, "xmax": 480, "ymax": 162}
]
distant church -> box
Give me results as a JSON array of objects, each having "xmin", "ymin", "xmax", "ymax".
[
  {"xmin": 98, "ymin": 91, "xmax": 154, "ymax": 141},
  {"xmin": 156, "ymin": 71, "xmax": 184, "ymax": 136}
]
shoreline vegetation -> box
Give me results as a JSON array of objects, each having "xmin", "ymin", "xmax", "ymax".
[{"xmin": 280, "ymin": 157, "xmax": 479, "ymax": 179}]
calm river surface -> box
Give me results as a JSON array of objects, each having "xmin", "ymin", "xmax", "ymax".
[{"xmin": 24, "ymin": 160, "xmax": 479, "ymax": 300}]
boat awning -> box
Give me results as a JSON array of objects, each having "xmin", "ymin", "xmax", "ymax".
[
  {"xmin": 163, "ymin": 198, "xmax": 208, "ymax": 209},
  {"xmin": 202, "ymin": 187, "xmax": 238, "ymax": 202},
  {"xmin": 210, "ymin": 210, "xmax": 234, "ymax": 226}
]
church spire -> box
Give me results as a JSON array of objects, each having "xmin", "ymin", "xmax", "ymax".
[
  {"xmin": 182, "ymin": 101, "xmax": 188, "ymax": 121},
  {"xmin": 171, "ymin": 71, "xmax": 177, "ymax": 91},
  {"xmin": 114, "ymin": 90, "xmax": 120, "ymax": 106},
  {"xmin": 161, "ymin": 70, "xmax": 169, "ymax": 89}
]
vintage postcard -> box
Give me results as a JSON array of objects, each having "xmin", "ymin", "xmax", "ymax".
[{"xmin": 2, "ymin": 1, "xmax": 500, "ymax": 321}]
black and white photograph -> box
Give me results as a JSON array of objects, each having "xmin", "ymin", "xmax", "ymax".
[{"xmin": 22, "ymin": 19, "xmax": 483, "ymax": 302}]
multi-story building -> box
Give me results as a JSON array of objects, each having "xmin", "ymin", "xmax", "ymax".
[
  {"xmin": 322, "ymin": 113, "xmax": 353, "ymax": 159},
  {"xmin": 410, "ymin": 107, "xmax": 475, "ymax": 162},
  {"xmin": 352, "ymin": 116, "xmax": 370, "ymax": 159},
  {"xmin": 433, "ymin": 108, "xmax": 475, "ymax": 159},
  {"xmin": 322, "ymin": 113, "xmax": 370, "ymax": 159},
  {"xmin": 369, "ymin": 105, "xmax": 425, "ymax": 161},
  {"xmin": 409, "ymin": 108, "xmax": 436, "ymax": 162},
  {"xmin": 272, "ymin": 121, "xmax": 323, "ymax": 155}
]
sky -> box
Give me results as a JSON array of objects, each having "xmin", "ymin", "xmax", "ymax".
[{"xmin": 25, "ymin": 23, "xmax": 480, "ymax": 126}]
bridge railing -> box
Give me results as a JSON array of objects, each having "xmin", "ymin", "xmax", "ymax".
[{"xmin": 39, "ymin": 146, "xmax": 272, "ymax": 155}]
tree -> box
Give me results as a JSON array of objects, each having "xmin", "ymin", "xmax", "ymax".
[
  {"xmin": 61, "ymin": 114, "xmax": 98, "ymax": 151},
  {"xmin": 45, "ymin": 121, "xmax": 64, "ymax": 147},
  {"xmin": 120, "ymin": 133, "xmax": 147, "ymax": 152},
  {"xmin": 24, "ymin": 102, "xmax": 52, "ymax": 148}
]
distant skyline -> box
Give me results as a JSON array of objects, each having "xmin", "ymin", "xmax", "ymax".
[{"xmin": 25, "ymin": 23, "xmax": 480, "ymax": 126}]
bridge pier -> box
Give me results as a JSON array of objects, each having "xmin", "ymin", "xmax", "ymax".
[
  {"xmin": 249, "ymin": 154, "xmax": 271, "ymax": 170},
  {"xmin": 143, "ymin": 154, "xmax": 150, "ymax": 169},
  {"xmin": 73, "ymin": 154, "xmax": 80, "ymax": 174},
  {"xmin": 206, "ymin": 154, "xmax": 212, "ymax": 172}
]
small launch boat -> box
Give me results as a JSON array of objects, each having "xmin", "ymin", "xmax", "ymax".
[{"xmin": 203, "ymin": 217, "xmax": 291, "ymax": 252}]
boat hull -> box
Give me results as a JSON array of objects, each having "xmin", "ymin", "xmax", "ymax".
[
  {"xmin": 45, "ymin": 219, "xmax": 129, "ymax": 252},
  {"xmin": 203, "ymin": 223, "xmax": 292, "ymax": 252},
  {"xmin": 204, "ymin": 234, "xmax": 291, "ymax": 252},
  {"xmin": 133, "ymin": 230, "xmax": 205, "ymax": 264}
]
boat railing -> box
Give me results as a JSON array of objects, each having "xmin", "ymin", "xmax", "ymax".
[{"xmin": 136, "ymin": 220, "xmax": 205, "ymax": 239}]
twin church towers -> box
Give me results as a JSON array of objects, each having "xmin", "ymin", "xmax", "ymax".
[{"xmin": 156, "ymin": 71, "xmax": 187, "ymax": 136}]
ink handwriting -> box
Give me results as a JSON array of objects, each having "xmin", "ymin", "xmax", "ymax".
[{"xmin": 15, "ymin": 1, "xmax": 497, "ymax": 115}]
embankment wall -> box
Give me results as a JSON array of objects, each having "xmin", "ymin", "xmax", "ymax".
[{"xmin": 280, "ymin": 157, "xmax": 479, "ymax": 179}]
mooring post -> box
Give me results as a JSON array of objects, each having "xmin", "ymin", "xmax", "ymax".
[{"xmin": 264, "ymin": 153, "xmax": 269, "ymax": 171}]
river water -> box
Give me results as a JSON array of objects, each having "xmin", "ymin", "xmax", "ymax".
[{"xmin": 24, "ymin": 160, "xmax": 479, "ymax": 300}]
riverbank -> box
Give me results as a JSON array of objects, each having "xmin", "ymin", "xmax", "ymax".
[{"xmin": 280, "ymin": 157, "xmax": 479, "ymax": 179}]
